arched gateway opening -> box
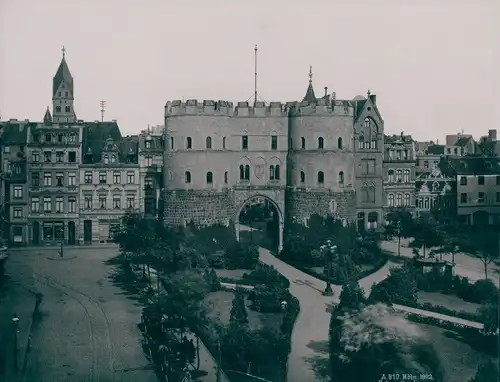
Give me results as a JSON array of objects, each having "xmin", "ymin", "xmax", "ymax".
[{"xmin": 234, "ymin": 195, "xmax": 283, "ymax": 253}]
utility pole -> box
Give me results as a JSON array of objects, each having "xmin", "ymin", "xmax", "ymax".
[
  {"xmin": 100, "ymin": 100, "xmax": 106, "ymax": 122},
  {"xmin": 12, "ymin": 313, "xmax": 19, "ymax": 373},
  {"xmin": 254, "ymin": 45, "xmax": 258, "ymax": 106}
]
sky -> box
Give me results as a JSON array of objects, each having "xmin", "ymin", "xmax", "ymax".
[{"xmin": 1, "ymin": 0, "xmax": 499, "ymax": 142}]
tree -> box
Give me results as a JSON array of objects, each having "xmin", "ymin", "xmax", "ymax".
[
  {"xmin": 479, "ymin": 303, "xmax": 499, "ymax": 334},
  {"xmin": 469, "ymin": 360, "xmax": 499, "ymax": 382},
  {"xmin": 409, "ymin": 213, "xmax": 442, "ymax": 258},
  {"xmin": 385, "ymin": 207, "xmax": 414, "ymax": 255},
  {"xmin": 230, "ymin": 289, "xmax": 249, "ymax": 326},
  {"xmin": 337, "ymin": 281, "xmax": 366, "ymax": 311},
  {"xmin": 476, "ymin": 136, "xmax": 497, "ymax": 157},
  {"xmin": 329, "ymin": 303, "xmax": 444, "ymax": 382},
  {"xmin": 430, "ymin": 221, "xmax": 464, "ymax": 264},
  {"xmin": 461, "ymin": 227, "xmax": 498, "ymax": 280},
  {"xmin": 369, "ymin": 263, "xmax": 418, "ymax": 306}
]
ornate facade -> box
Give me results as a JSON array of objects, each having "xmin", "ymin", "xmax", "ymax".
[
  {"xmin": 162, "ymin": 69, "xmax": 385, "ymax": 249},
  {"xmin": 415, "ymin": 167, "xmax": 455, "ymax": 218}
]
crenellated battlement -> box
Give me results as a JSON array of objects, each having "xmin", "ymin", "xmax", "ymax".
[{"xmin": 164, "ymin": 98, "xmax": 355, "ymax": 118}]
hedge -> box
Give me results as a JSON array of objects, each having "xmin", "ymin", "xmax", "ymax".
[{"xmin": 415, "ymin": 302, "xmax": 482, "ymax": 323}]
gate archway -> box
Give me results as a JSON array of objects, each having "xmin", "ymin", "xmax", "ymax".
[{"xmin": 234, "ymin": 194, "xmax": 284, "ymax": 252}]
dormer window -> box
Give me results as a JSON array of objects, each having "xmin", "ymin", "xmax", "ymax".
[
  {"xmin": 111, "ymin": 154, "xmax": 117, "ymax": 163},
  {"xmin": 104, "ymin": 154, "xmax": 109, "ymax": 164},
  {"xmin": 364, "ymin": 118, "xmax": 370, "ymax": 128},
  {"xmin": 146, "ymin": 141, "xmax": 151, "ymax": 149},
  {"xmin": 107, "ymin": 144, "xmax": 113, "ymax": 150}
]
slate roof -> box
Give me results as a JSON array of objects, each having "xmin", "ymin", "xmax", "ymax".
[
  {"xmin": 454, "ymin": 137, "xmax": 471, "ymax": 147},
  {"xmin": 440, "ymin": 156, "xmax": 500, "ymax": 176},
  {"xmin": 353, "ymin": 99, "xmax": 367, "ymax": 121},
  {"xmin": 0, "ymin": 122, "xmax": 30, "ymax": 144},
  {"xmin": 302, "ymin": 82, "xmax": 317, "ymax": 104},
  {"xmin": 43, "ymin": 107, "xmax": 52, "ymax": 125},
  {"xmin": 82, "ymin": 121, "xmax": 122, "ymax": 164},
  {"xmin": 139, "ymin": 134, "xmax": 164, "ymax": 152},
  {"xmin": 426, "ymin": 145, "xmax": 444, "ymax": 155},
  {"xmin": 53, "ymin": 56, "xmax": 74, "ymax": 96}
]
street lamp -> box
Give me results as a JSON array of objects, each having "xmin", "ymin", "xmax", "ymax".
[
  {"xmin": 12, "ymin": 313, "xmax": 20, "ymax": 372},
  {"xmin": 60, "ymin": 239, "xmax": 64, "ymax": 258},
  {"xmin": 396, "ymin": 220, "xmax": 402, "ymax": 257},
  {"xmin": 321, "ymin": 240, "xmax": 337, "ymax": 296}
]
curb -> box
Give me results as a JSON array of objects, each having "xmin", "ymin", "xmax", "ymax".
[
  {"xmin": 46, "ymin": 256, "xmax": 78, "ymax": 261},
  {"xmin": 19, "ymin": 293, "xmax": 42, "ymax": 380}
]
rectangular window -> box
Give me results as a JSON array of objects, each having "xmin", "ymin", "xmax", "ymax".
[
  {"xmin": 31, "ymin": 172, "xmax": 40, "ymax": 187},
  {"xmin": 56, "ymin": 196, "xmax": 64, "ymax": 213},
  {"xmin": 31, "ymin": 197, "xmax": 40, "ymax": 212},
  {"xmin": 113, "ymin": 172, "xmax": 121, "ymax": 184},
  {"xmin": 56, "ymin": 172, "xmax": 64, "ymax": 186},
  {"xmin": 56, "ymin": 151, "xmax": 64, "ymax": 162},
  {"xmin": 43, "ymin": 196, "xmax": 51, "ymax": 213},
  {"xmin": 13, "ymin": 186, "xmax": 22, "ymax": 198},
  {"xmin": 271, "ymin": 135, "xmax": 277, "ymax": 150},
  {"xmin": 127, "ymin": 195, "xmax": 135, "ymax": 209},
  {"xmin": 99, "ymin": 195, "xmax": 106, "ymax": 209},
  {"xmin": 145, "ymin": 177, "xmax": 153, "ymax": 189},
  {"xmin": 460, "ymin": 176, "xmax": 467, "ymax": 186},
  {"xmin": 32, "ymin": 152, "xmax": 40, "ymax": 162},
  {"xmin": 68, "ymin": 172, "xmax": 76, "ymax": 186},
  {"xmin": 68, "ymin": 152, "xmax": 76, "ymax": 163},
  {"xmin": 84, "ymin": 171, "xmax": 92, "ymax": 184},
  {"xmin": 460, "ymin": 193, "xmax": 467, "ymax": 203},
  {"xmin": 113, "ymin": 195, "xmax": 121, "ymax": 209},
  {"xmin": 478, "ymin": 176, "xmax": 485, "ymax": 185},
  {"xmin": 13, "ymin": 208, "xmax": 23, "ymax": 218},
  {"xmin": 84, "ymin": 195, "xmax": 92, "ymax": 209},
  {"xmin": 242, "ymin": 135, "xmax": 248, "ymax": 150},
  {"xmin": 497, "ymin": 176, "xmax": 500, "ymax": 186},
  {"xmin": 68, "ymin": 196, "xmax": 76, "ymax": 213},
  {"xmin": 361, "ymin": 159, "xmax": 376, "ymax": 175},
  {"xmin": 45, "ymin": 134, "xmax": 52, "ymax": 143},
  {"xmin": 423, "ymin": 160, "xmax": 429, "ymax": 168},
  {"xmin": 127, "ymin": 171, "xmax": 135, "ymax": 184},
  {"xmin": 478, "ymin": 192, "xmax": 485, "ymax": 203},
  {"xmin": 44, "ymin": 151, "xmax": 51, "ymax": 162},
  {"xmin": 99, "ymin": 172, "xmax": 107, "ymax": 184},
  {"xmin": 496, "ymin": 192, "xmax": 500, "ymax": 203}
]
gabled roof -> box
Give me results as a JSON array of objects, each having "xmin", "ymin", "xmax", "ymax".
[
  {"xmin": 302, "ymin": 82, "xmax": 317, "ymax": 104},
  {"xmin": 454, "ymin": 136, "xmax": 472, "ymax": 147},
  {"xmin": 82, "ymin": 121, "xmax": 122, "ymax": 164},
  {"xmin": 440, "ymin": 156, "xmax": 500, "ymax": 176},
  {"xmin": 53, "ymin": 56, "xmax": 74, "ymax": 96},
  {"xmin": 353, "ymin": 99, "xmax": 367, "ymax": 121},
  {"xmin": 0, "ymin": 122, "xmax": 30, "ymax": 144},
  {"xmin": 43, "ymin": 107, "xmax": 52, "ymax": 125},
  {"xmin": 426, "ymin": 145, "xmax": 444, "ymax": 155}
]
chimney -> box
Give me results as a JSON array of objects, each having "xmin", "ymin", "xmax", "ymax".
[
  {"xmin": 369, "ymin": 94, "xmax": 377, "ymax": 105},
  {"xmin": 436, "ymin": 139, "xmax": 439, "ymax": 145},
  {"xmin": 488, "ymin": 129, "xmax": 497, "ymax": 141}
]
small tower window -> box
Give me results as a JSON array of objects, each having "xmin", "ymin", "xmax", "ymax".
[
  {"xmin": 339, "ymin": 171, "xmax": 344, "ymax": 187},
  {"xmin": 300, "ymin": 171, "xmax": 305, "ymax": 183},
  {"xmin": 206, "ymin": 171, "xmax": 213, "ymax": 184},
  {"xmin": 318, "ymin": 171, "xmax": 324, "ymax": 184},
  {"xmin": 103, "ymin": 154, "xmax": 109, "ymax": 164},
  {"xmin": 271, "ymin": 135, "xmax": 278, "ymax": 150},
  {"xmin": 269, "ymin": 165, "xmax": 275, "ymax": 180},
  {"xmin": 301, "ymin": 137, "xmax": 306, "ymax": 149},
  {"xmin": 206, "ymin": 136, "xmax": 212, "ymax": 149},
  {"xmin": 186, "ymin": 137, "xmax": 192, "ymax": 149},
  {"xmin": 318, "ymin": 137, "xmax": 324, "ymax": 150},
  {"xmin": 111, "ymin": 155, "xmax": 117, "ymax": 163},
  {"xmin": 145, "ymin": 141, "xmax": 151, "ymax": 149},
  {"xmin": 364, "ymin": 118, "xmax": 370, "ymax": 128},
  {"xmin": 65, "ymin": 106, "xmax": 71, "ymax": 113},
  {"xmin": 170, "ymin": 137, "xmax": 174, "ymax": 149},
  {"xmin": 337, "ymin": 137, "xmax": 343, "ymax": 149},
  {"xmin": 274, "ymin": 164, "xmax": 280, "ymax": 180},
  {"xmin": 224, "ymin": 171, "xmax": 228, "ymax": 184},
  {"xmin": 223, "ymin": 137, "xmax": 226, "ymax": 149},
  {"xmin": 185, "ymin": 171, "xmax": 191, "ymax": 183},
  {"xmin": 242, "ymin": 135, "xmax": 248, "ymax": 150}
]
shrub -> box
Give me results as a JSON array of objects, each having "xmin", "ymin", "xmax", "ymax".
[
  {"xmin": 248, "ymin": 285, "xmax": 289, "ymax": 313},
  {"xmin": 224, "ymin": 242, "xmax": 259, "ymax": 270},
  {"xmin": 473, "ymin": 279, "xmax": 498, "ymax": 304},
  {"xmin": 242, "ymin": 263, "xmax": 290, "ymax": 289},
  {"xmin": 230, "ymin": 289, "xmax": 249, "ymax": 326}
]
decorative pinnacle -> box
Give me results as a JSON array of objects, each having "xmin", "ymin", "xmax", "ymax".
[
  {"xmin": 367, "ymin": 89, "xmax": 371, "ymax": 97},
  {"xmin": 309, "ymin": 65, "xmax": 313, "ymax": 83},
  {"xmin": 324, "ymin": 86, "xmax": 328, "ymax": 96},
  {"xmin": 62, "ymin": 45, "xmax": 66, "ymax": 58}
]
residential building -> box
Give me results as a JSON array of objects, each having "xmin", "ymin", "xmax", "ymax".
[
  {"xmin": 80, "ymin": 122, "xmax": 140, "ymax": 244},
  {"xmin": 439, "ymin": 156, "xmax": 500, "ymax": 225},
  {"xmin": 0, "ymin": 121, "xmax": 30, "ymax": 245},
  {"xmin": 445, "ymin": 133, "xmax": 475, "ymax": 157},
  {"xmin": 138, "ymin": 129, "xmax": 164, "ymax": 218},
  {"xmin": 383, "ymin": 133, "xmax": 416, "ymax": 216},
  {"xmin": 416, "ymin": 144, "xmax": 444, "ymax": 174},
  {"xmin": 476, "ymin": 129, "xmax": 499, "ymax": 157},
  {"xmin": 415, "ymin": 166, "xmax": 455, "ymax": 219}
]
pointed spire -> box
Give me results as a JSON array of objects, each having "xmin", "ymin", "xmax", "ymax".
[
  {"xmin": 302, "ymin": 65, "xmax": 317, "ymax": 103},
  {"xmin": 62, "ymin": 45, "xmax": 66, "ymax": 59},
  {"xmin": 43, "ymin": 106, "xmax": 52, "ymax": 125},
  {"xmin": 53, "ymin": 47, "xmax": 73, "ymax": 97}
]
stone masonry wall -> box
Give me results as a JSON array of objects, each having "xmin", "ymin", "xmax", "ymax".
[
  {"xmin": 285, "ymin": 188, "xmax": 356, "ymax": 225},
  {"xmin": 162, "ymin": 189, "xmax": 234, "ymax": 227}
]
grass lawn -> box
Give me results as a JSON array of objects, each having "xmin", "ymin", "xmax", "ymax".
[
  {"xmin": 415, "ymin": 322, "xmax": 494, "ymax": 381},
  {"xmin": 204, "ymin": 290, "xmax": 283, "ymax": 331},
  {"xmin": 215, "ymin": 269, "xmax": 249, "ymax": 280},
  {"xmin": 417, "ymin": 291, "xmax": 481, "ymax": 314}
]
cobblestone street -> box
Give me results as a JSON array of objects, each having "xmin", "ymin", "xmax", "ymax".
[{"xmin": 4, "ymin": 246, "xmax": 157, "ymax": 382}]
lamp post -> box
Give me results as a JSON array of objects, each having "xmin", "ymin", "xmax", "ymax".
[
  {"xmin": 60, "ymin": 239, "xmax": 64, "ymax": 258},
  {"xmin": 396, "ymin": 220, "xmax": 402, "ymax": 257},
  {"xmin": 12, "ymin": 313, "xmax": 20, "ymax": 373},
  {"xmin": 321, "ymin": 240, "xmax": 336, "ymax": 296}
]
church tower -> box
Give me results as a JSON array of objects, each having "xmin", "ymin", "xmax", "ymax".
[{"xmin": 52, "ymin": 46, "xmax": 76, "ymax": 123}]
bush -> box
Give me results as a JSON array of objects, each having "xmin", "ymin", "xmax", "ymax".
[
  {"xmin": 473, "ymin": 279, "xmax": 498, "ymax": 304},
  {"xmin": 224, "ymin": 243, "xmax": 259, "ymax": 270},
  {"xmin": 248, "ymin": 285, "xmax": 289, "ymax": 313},
  {"xmin": 243, "ymin": 263, "xmax": 290, "ymax": 289}
]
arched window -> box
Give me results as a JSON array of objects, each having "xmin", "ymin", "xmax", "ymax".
[
  {"xmin": 206, "ymin": 171, "xmax": 213, "ymax": 184},
  {"xmin": 186, "ymin": 137, "xmax": 192, "ymax": 149},
  {"xmin": 396, "ymin": 193, "xmax": 403, "ymax": 206},
  {"xmin": 301, "ymin": 137, "xmax": 306, "ymax": 149},
  {"xmin": 388, "ymin": 193, "xmax": 395, "ymax": 207},
  {"xmin": 224, "ymin": 171, "xmax": 228, "ymax": 184},
  {"xmin": 388, "ymin": 169, "xmax": 394, "ymax": 183},
  {"xmin": 111, "ymin": 154, "xmax": 116, "ymax": 163},
  {"xmin": 244, "ymin": 165, "xmax": 250, "ymax": 180},
  {"xmin": 222, "ymin": 137, "xmax": 226, "ymax": 149},
  {"xmin": 338, "ymin": 171, "xmax": 344, "ymax": 187},
  {"xmin": 396, "ymin": 169, "xmax": 402, "ymax": 182},
  {"xmin": 364, "ymin": 118, "xmax": 370, "ymax": 128},
  {"xmin": 432, "ymin": 182, "xmax": 439, "ymax": 193},
  {"xmin": 358, "ymin": 135, "xmax": 364, "ymax": 149},
  {"xmin": 239, "ymin": 165, "xmax": 245, "ymax": 180},
  {"xmin": 103, "ymin": 154, "xmax": 109, "ymax": 164},
  {"xmin": 317, "ymin": 171, "xmax": 324, "ymax": 184},
  {"xmin": 185, "ymin": 171, "xmax": 191, "ymax": 183},
  {"xmin": 300, "ymin": 171, "xmax": 305, "ymax": 183},
  {"xmin": 404, "ymin": 193, "xmax": 411, "ymax": 206},
  {"xmin": 206, "ymin": 137, "xmax": 212, "ymax": 149},
  {"xmin": 318, "ymin": 137, "xmax": 324, "ymax": 150},
  {"xmin": 403, "ymin": 169, "xmax": 410, "ymax": 183},
  {"xmin": 170, "ymin": 137, "xmax": 174, "ymax": 149},
  {"xmin": 274, "ymin": 164, "xmax": 280, "ymax": 180},
  {"xmin": 269, "ymin": 165, "xmax": 275, "ymax": 180},
  {"xmin": 337, "ymin": 137, "xmax": 343, "ymax": 149}
]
